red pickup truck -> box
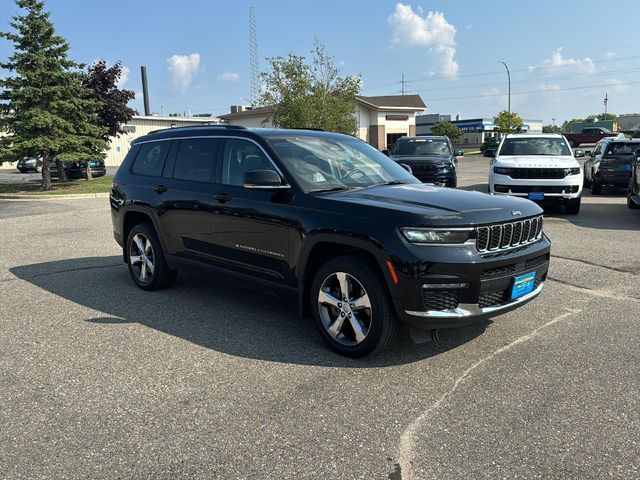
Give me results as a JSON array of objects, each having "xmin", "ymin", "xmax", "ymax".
[{"xmin": 564, "ymin": 127, "xmax": 623, "ymax": 147}]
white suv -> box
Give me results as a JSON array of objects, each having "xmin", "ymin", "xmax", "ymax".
[{"xmin": 486, "ymin": 133, "xmax": 583, "ymax": 214}]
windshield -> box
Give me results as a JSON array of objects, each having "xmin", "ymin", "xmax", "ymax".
[
  {"xmin": 391, "ymin": 138, "xmax": 451, "ymax": 156},
  {"xmin": 267, "ymin": 135, "xmax": 417, "ymax": 193},
  {"xmin": 498, "ymin": 137, "xmax": 572, "ymax": 156}
]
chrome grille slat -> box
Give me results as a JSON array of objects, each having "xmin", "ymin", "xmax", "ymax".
[{"xmin": 475, "ymin": 215, "xmax": 544, "ymax": 253}]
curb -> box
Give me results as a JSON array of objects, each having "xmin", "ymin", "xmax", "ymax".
[{"xmin": 0, "ymin": 192, "xmax": 110, "ymax": 200}]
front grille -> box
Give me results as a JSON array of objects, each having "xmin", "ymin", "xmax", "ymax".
[
  {"xmin": 423, "ymin": 290, "xmax": 459, "ymax": 311},
  {"xmin": 494, "ymin": 185, "xmax": 580, "ymax": 194},
  {"xmin": 506, "ymin": 168, "xmax": 567, "ymax": 179},
  {"xmin": 525, "ymin": 253, "xmax": 550, "ymax": 270},
  {"xmin": 476, "ymin": 216, "xmax": 543, "ymax": 252},
  {"xmin": 408, "ymin": 163, "xmax": 450, "ymax": 183},
  {"xmin": 480, "ymin": 263, "xmax": 517, "ymax": 279}
]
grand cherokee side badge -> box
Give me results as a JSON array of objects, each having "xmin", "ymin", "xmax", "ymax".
[{"xmin": 511, "ymin": 210, "xmax": 522, "ymax": 216}]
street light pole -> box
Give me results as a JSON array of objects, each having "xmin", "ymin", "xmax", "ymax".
[{"xmin": 498, "ymin": 61, "xmax": 511, "ymax": 113}]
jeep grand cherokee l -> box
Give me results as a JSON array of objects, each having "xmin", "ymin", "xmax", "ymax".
[
  {"xmin": 110, "ymin": 126, "xmax": 550, "ymax": 357},
  {"xmin": 487, "ymin": 133, "xmax": 583, "ymax": 214}
]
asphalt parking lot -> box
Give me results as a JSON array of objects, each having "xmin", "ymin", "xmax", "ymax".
[{"xmin": 1, "ymin": 156, "xmax": 639, "ymax": 479}]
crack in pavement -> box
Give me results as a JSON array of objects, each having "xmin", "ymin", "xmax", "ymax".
[
  {"xmin": 551, "ymin": 254, "xmax": 639, "ymax": 277},
  {"xmin": 397, "ymin": 308, "xmax": 583, "ymax": 480},
  {"xmin": 548, "ymin": 276, "xmax": 640, "ymax": 302}
]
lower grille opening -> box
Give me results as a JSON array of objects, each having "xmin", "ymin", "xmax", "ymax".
[
  {"xmin": 423, "ymin": 290, "xmax": 460, "ymax": 311},
  {"xmin": 479, "ymin": 277, "xmax": 543, "ymax": 309}
]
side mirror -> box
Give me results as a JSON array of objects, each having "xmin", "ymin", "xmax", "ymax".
[
  {"xmin": 454, "ymin": 149, "xmax": 464, "ymax": 156},
  {"xmin": 584, "ymin": 150, "xmax": 592, "ymax": 156},
  {"xmin": 399, "ymin": 163, "xmax": 413, "ymax": 174},
  {"xmin": 574, "ymin": 149, "xmax": 585, "ymax": 158},
  {"xmin": 243, "ymin": 169, "xmax": 288, "ymax": 190},
  {"xmin": 382, "ymin": 149, "xmax": 390, "ymax": 156},
  {"xmin": 483, "ymin": 149, "xmax": 495, "ymax": 158}
]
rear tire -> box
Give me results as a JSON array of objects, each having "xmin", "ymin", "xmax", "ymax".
[
  {"xmin": 565, "ymin": 197, "xmax": 581, "ymax": 215},
  {"xmin": 310, "ymin": 256, "xmax": 398, "ymax": 357},
  {"xmin": 125, "ymin": 223, "xmax": 177, "ymax": 291},
  {"xmin": 591, "ymin": 181, "xmax": 602, "ymax": 195}
]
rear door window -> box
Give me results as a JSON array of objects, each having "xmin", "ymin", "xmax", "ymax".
[
  {"xmin": 173, "ymin": 138, "xmax": 222, "ymax": 183},
  {"xmin": 131, "ymin": 141, "xmax": 170, "ymax": 177}
]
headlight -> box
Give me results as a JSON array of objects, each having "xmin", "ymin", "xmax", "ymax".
[
  {"xmin": 565, "ymin": 167, "xmax": 581, "ymax": 176},
  {"xmin": 400, "ymin": 227, "xmax": 472, "ymax": 244},
  {"xmin": 493, "ymin": 167, "xmax": 512, "ymax": 175}
]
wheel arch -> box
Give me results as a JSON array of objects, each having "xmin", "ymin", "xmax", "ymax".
[
  {"xmin": 297, "ymin": 234, "xmax": 394, "ymax": 318},
  {"xmin": 121, "ymin": 206, "xmax": 167, "ymax": 263}
]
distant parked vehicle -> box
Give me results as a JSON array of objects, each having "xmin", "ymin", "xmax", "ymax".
[
  {"xmin": 17, "ymin": 157, "xmax": 42, "ymax": 173},
  {"xmin": 387, "ymin": 136, "xmax": 461, "ymax": 187},
  {"xmin": 486, "ymin": 133, "xmax": 583, "ymax": 214},
  {"xmin": 564, "ymin": 127, "xmax": 624, "ymax": 148},
  {"xmin": 50, "ymin": 159, "xmax": 107, "ymax": 179},
  {"xmin": 627, "ymin": 147, "xmax": 640, "ymax": 209},
  {"xmin": 586, "ymin": 139, "xmax": 640, "ymax": 195}
]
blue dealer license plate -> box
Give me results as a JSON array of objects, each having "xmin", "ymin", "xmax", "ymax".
[
  {"xmin": 511, "ymin": 272, "xmax": 536, "ymax": 300},
  {"xmin": 528, "ymin": 192, "xmax": 544, "ymax": 200}
]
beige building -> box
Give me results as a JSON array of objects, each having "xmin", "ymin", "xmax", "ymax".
[{"xmin": 219, "ymin": 94, "xmax": 427, "ymax": 150}]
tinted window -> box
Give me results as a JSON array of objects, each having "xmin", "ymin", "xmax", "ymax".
[
  {"xmin": 392, "ymin": 138, "xmax": 451, "ymax": 156},
  {"xmin": 131, "ymin": 142, "xmax": 170, "ymax": 177},
  {"xmin": 604, "ymin": 142, "xmax": 640, "ymax": 155},
  {"xmin": 222, "ymin": 139, "xmax": 274, "ymax": 186},
  {"xmin": 174, "ymin": 138, "xmax": 221, "ymax": 183}
]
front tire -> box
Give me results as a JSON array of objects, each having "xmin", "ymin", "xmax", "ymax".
[
  {"xmin": 126, "ymin": 223, "xmax": 177, "ymax": 291},
  {"xmin": 628, "ymin": 180, "xmax": 640, "ymax": 209},
  {"xmin": 583, "ymin": 170, "xmax": 591, "ymax": 188},
  {"xmin": 310, "ymin": 256, "xmax": 398, "ymax": 357},
  {"xmin": 591, "ymin": 181, "xmax": 602, "ymax": 195}
]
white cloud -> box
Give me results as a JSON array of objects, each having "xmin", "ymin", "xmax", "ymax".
[
  {"xmin": 218, "ymin": 71, "xmax": 239, "ymax": 82},
  {"xmin": 604, "ymin": 52, "xmax": 616, "ymax": 59},
  {"xmin": 540, "ymin": 83, "xmax": 561, "ymax": 91},
  {"xmin": 167, "ymin": 53, "xmax": 201, "ymax": 94},
  {"xmin": 116, "ymin": 65, "xmax": 130, "ymax": 88},
  {"xmin": 388, "ymin": 3, "xmax": 459, "ymax": 78},
  {"xmin": 605, "ymin": 78, "xmax": 629, "ymax": 93},
  {"xmin": 528, "ymin": 47, "xmax": 597, "ymax": 74}
]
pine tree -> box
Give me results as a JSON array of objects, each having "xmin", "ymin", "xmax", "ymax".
[{"xmin": 0, "ymin": 0, "xmax": 107, "ymax": 190}]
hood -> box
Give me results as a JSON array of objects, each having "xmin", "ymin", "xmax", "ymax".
[
  {"xmin": 390, "ymin": 155, "xmax": 452, "ymax": 164},
  {"xmin": 325, "ymin": 183, "xmax": 541, "ymax": 226},
  {"xmin": 495, "ymin": 155, "xmax": 578, "ymax": 168}
]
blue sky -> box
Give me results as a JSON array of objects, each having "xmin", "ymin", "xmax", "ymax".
[{"xmin": 2, "ymin": 0, "xmax": 640, "ymax": 124}]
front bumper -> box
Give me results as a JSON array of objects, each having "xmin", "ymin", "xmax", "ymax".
[
  {"xmin": 392, "ymin": 236, "xmax": 550, "ymax": 330},
  {"xmin": 489, "ymin": 172, "xmax": 582, "ymax": 199}
]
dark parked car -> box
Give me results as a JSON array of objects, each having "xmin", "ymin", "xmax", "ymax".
[
  {"xmin": 627, "ymin": 147, "xmax": 640, "ymax": 209},
  {"xmin": 50, "ymin": 159, "xmax": 106, "ymax": 179},
  {"xmin": 387, "ymin": 136, "xmax": 462, "ymax": 187},
  {"xmin": 17, "ymin": 157, "xmax": 42, "ymax": 173},
  {"xmin": 110, "ymin": 126, "xmax": 550, "ymax": 357},
  {"xmin": 586, "ymin": 139, "xmax": 640, "ymax": 195}
]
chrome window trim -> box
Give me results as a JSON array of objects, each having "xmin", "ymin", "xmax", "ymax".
[{"xmin": 133, "ymin": 135, "xmax": 289, "ymax": 184}]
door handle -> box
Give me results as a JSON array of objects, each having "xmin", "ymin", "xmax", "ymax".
[
  {"xmin": 215, "ymin": 193, "xmax": 232, "ymax": 203},
  {"xmin": 153, "ymin": 184, "xmax": 167, "ymax": 194}
]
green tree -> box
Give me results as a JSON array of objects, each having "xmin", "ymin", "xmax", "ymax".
[
  {"xmin": 493, "ymin": 110, "xmax": 524, "ymax": 134},
  {"xmin": 82, "ymin": 60, "xmax": 135, "ymax": 179},
  {"xmin": 431, "ymin": 121, "xmax": 463, "ymax": 144},
  {"xmin": 542, "ymin": 125, "xmax": 562, "ymax": 134},
  {"xmin": 586, "ymin": 113, "xmax": 616, "ymax": 122},
  {"xmin": 480, "ymin": 136, "xmax": 499, "ymax": 153},
  {"xmin": 259, "ymin": 42, "xmax": 362, "ymax": 134},
  {"xmin": 0, "ymin": 0, "xmax": 107, "ymax": 190},
  {"xmin": 562, "ymin": 118, "xmax": 584, "ymax": 133}
]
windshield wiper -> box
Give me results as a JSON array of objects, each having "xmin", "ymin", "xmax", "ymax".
[
  {"xmin": 367, "ymin": 180, "xmax": 409, "ymax": 188},
  {"xmin": 308, "ymin": 185, "xmax": 354, "ymax": 193}
]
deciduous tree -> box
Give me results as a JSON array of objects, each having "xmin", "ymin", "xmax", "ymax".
[
  {"xmin": 493, "ymin": 110, "xmax": 524, "ymax": 134},
  {"xmin": 431, "ymin": 121, "xmax": 463, "ymax": 144}
]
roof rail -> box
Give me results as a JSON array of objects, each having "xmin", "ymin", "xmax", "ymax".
[{"xmin": 147, "ymin": 124, "xmax": 247, "ymax": 135}]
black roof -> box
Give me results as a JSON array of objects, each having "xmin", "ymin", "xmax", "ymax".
[{"xmin": 132, "ymin": 125, "xmax": 355, "ymax": 145}]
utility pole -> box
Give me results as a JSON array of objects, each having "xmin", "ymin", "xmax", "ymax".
[
  {"xmin": 498, "ymin": 61, "xmax": 511, "ymax": 113},
  {"xmin": 400, "ymin": 73, "xmax": 406, "ymax": 95},
  {"xmin": 552, "ymin": 117, "xmax": 556, "ymax": 132},
  {"xmin": 604, "ymin": 92, "xmax": 608, "ymax": 119},
  {"xmin": 249, "ymin": 7, "xmax": 260, "ymax": 105}
]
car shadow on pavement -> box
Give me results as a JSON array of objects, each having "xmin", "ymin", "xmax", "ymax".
[{"xmin": 10, "ymin": 256, "xmax": 490, "ymax": 368}]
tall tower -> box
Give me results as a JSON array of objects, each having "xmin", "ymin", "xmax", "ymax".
[{"xmin": 249, "ymin": 7, "xmax": 260, "ymax": 105}]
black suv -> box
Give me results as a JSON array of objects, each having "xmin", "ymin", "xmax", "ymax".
[
  {"xmin": 388, "ymin": 135, "xmax": 462, "ymax": 187},
  {"xmin": 110, "ymin": 126, "xmax": 550, "ymax": 357}
]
